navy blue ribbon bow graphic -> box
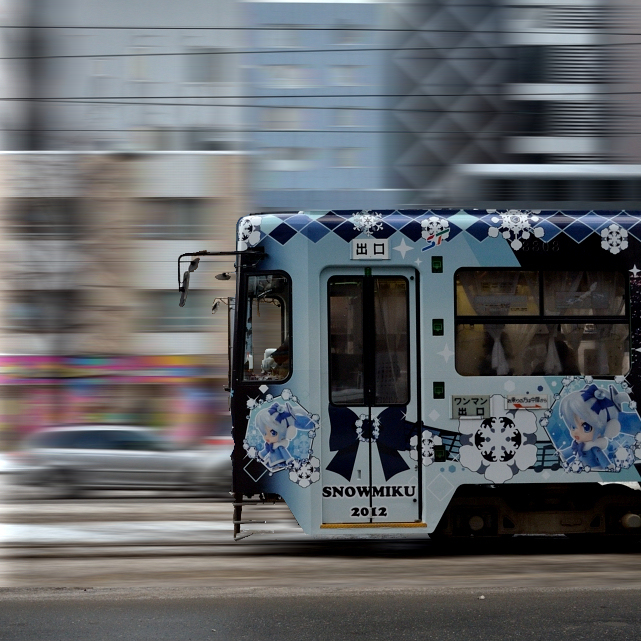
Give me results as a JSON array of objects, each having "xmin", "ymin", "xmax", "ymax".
[
  {"xmin": 581, "ymin": 384, "xmax": 617, "ymax": 419},
  {"xmin": 326, "ymin": 406, "xmax": 413, "ymax": 481}
]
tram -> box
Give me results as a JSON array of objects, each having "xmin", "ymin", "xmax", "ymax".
[{"xmin": 178, "ymin": 209, "xmax": 641, "ymax": 540}]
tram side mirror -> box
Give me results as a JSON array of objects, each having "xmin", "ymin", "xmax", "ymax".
[
  {"xmin": 179, "ymin": 258, "xmax": 200, "ymax": 307},
  {"xmin": 179, "ymin": 271, "xmax": 190, "ymax": 307}
]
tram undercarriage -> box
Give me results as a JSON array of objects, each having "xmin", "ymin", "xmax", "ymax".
[{"xmin": 432, "ymin": 483, "xmax": 641, "ymax": 538}]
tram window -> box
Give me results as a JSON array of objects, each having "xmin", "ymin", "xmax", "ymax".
[
  {"xmin": 456, "ymin": 270, "xmax": 539, "ymax": 316},
  {"xmin": 329, "ymin": 276, "xmax": 409, "ymax": 405},
  {"xmin": 329, "ymin": 279, "xmax": 365, "ymax": 405},
  {"xmin": 242, "ymin": 273, "xmax": 290, "ymax": 382},
  {"xmin": 374, "ymin": 278, "xmax": 409, "ymax": 405},
  {"xmin": 455, "ymin": 270, "xmax": 629, "ymax": 377},
  {"xmin": 543, "ymin": 271, "xmax": 626, "ymax": 316}
]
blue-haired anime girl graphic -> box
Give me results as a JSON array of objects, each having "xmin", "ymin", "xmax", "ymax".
[
  {"xmin": 254, "ymin": 401, "xmax": 315, "ymax": 471},
  {"xmin": 558, "ymin": 383, "xmax": 630, "ymax": 470}
]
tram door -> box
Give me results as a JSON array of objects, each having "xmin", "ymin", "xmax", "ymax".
[{"xmin": 321, "ymin": 268, "xmax": 421, "ymax": 525}]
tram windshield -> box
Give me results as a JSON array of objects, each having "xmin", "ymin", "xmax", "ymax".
[{"xmin": 242, "ymin": 273, "xmax": 291, "ymax": 381}]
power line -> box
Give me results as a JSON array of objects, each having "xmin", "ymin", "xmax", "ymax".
[
  {"xmin": 1, "ymin": 41, "xmax": 638, "ymax": 61},
  {"xmin": 5, "ymin": 24, "xmax": 641, "ymax": 33},
  {"xmin": 1, "ymin": 90, "xmax": 637, "ymax": 104},
  {"xmin": 0, "ymin": 127, "xmax": 638, "ymax": 135}
]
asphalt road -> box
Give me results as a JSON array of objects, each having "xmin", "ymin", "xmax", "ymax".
[
  {"xmin": 3, "ymin": 485, "xmax": 641, "ymax": 640},
  {"xmin": 3, "ymin": 487, "xmax": 641, "ymax": 590},
  {"xmin": 1, "ymin": 587, "xmax": 641, "ymax": 641}
]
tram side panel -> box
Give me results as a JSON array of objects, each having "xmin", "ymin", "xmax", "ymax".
[
  {"xmin": 230, "ymin": 231, "xmax": 321, "ymax": 534},
  {"xmin": 228, "ymin": 210, "xmax": 641, "ymax": 538},
  {"xmin": 416, "ymin": 213, "xmax": 641, "ymax": 536}
]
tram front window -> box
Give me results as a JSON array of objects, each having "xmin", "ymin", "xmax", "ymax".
[{"xmin": 243, "ymin": 273, "xmax": 291, "ymax": 381}]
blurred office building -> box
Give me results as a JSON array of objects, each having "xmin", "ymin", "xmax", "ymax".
[
  {"xmin": 243, "ymin": 0, "xmax": 641, "ymax": 210},
  {"xmin": 243, "ymin": 1, "xmax": 402, "ymax": 211},
  {"xmin": 2, "ymin": 0, "xmax": 641, "ymax": 448},
  {"xmin": 387, "ymin": 0, "xmax": 641, "ymax": 208},
  {"xmin": 0, "ymin": 0, "xmax": 246, "ymax": 447}
]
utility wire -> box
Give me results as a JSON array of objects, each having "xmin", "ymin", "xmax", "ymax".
[
  {"xmin": 0, "ymin": 42, "xmax": 635, "ymax": 61},
  {"xmin": 0, "ymin": 90, "xmax": 636, "ymax": 104},
  {"xmin": 0, "ymin": 128, "xmax": 635, "ymax": 135},
  {"xmin": 3, "ymin": 24, "xmax": 638, "ymax": 32}
]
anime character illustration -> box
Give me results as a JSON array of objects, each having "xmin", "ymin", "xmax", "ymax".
[
  {"xmin": 254, "ymin": 400, "xmax": 316, "ymax": 472},
  {"xmin": 557, "ymin": 383, "xmax": 632, "ymax": 471}
]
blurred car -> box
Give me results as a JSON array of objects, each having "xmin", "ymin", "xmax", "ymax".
[{"xmin": 8, "ymin": 425, "xmax": 232, "ymax": 498}]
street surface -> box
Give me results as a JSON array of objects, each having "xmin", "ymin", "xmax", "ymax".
[
  {"xmin": 1, "ymin": 587, "xmax": 641, "ymax": 641},
  {"xmin": 3, "ymin": 480, "xmax": 641, "ymax": 590},
  {"xmin": 3, "ymin": 480, "xmax": 641, "ymax": 640}
]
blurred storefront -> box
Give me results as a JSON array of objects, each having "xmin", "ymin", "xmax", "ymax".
[
  {"xmin": 0, "ymin": 355, "xmax": 231, "ymax": 450},
  {"xmin": 0, "ymin": 151, "xmax": 245, "ymax": 451}
]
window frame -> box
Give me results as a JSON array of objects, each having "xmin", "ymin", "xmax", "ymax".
[{"xmin": 239, "ymin": 270, "xmax": 292, "ymax": 385}]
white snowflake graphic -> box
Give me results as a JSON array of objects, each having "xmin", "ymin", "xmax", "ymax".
[
  {"xmin": 410, "ymin": 431, "xmax": 442, "ymax": 466},
  {"xmin": 614, "ymin": 445, "xmax": 635, "ymax": 469},
  {"xmin": 421, "ymin": 216, "xmax": 450, "ymax": 245},
  {"xmin": 289, "ymin": 456, "xmax": 321, "ymax": 488},
  {"xmin": 487, "ymin": 209, "xmax": 544, "ymax": 250},
  {"xmin": 352, "ymin": 210, "xmax": 384, "ymax": 237},
  {"xmin": 237, "ymin": 216, "xmax": 261, "ymax": 250},
  {"xmin": 635, "ymin": 434, "xmax": 641, "ymax": 461},
  {"xmin": 564, "ymin": 459, "xmax": 588, "ymax": 474},
  {"xmin": 243, "ymin": 441, "xmax": 258, "ymax": 459},
  {"xmin": 459, "ymin": 394, "xmax": 538, "ymax": 483},
  {"xmin": 600, "ymin": 223, "xmax": 629, "ymax": 255}
]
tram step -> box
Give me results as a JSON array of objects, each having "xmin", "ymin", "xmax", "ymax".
[{"xmin": 233, "ymin": 520, "xmax": 267, "ymax": 525}]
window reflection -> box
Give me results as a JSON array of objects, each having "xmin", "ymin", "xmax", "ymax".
[
  {"xmin": 456, "ymin": 270, "xmax": 539, "ymax": 316},
  {"xmin": 455, "ymin": 269, "xmax": 629, "ymax": 377},
  {"xmin": 543, "ymin": 271, "xmax": 625, "ymax": 316},
  {"xmin": 329, "ymin": 279, "xmax": 364, "ymax": 405},
  {"xmin": 243, "ymin": 274, "xmax": 290, "ymax": 382},
  {"xmin": 456, "ymin": 323, "xmax": 629, "ymax": 377},
  {"xmin": 329, "ymin": 276, "xmax": 409, "ymax": 405}
]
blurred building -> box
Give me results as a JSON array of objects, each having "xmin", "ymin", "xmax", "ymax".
[
  {"xmin": 0, "ymin": 0, "xmax": 247, "ymax": 447},
  {"xmin": 3, "ymin": 0, "xmax": 641, "ymax": 446},
  {"xmin": 387, "ymin": 0, "xmax": 641, "ymax": 209},
  {"xmin": 243, "ymin": 0, "xmax": 403, "ymax": 210},
  {"xmin": 386, "ymin": 0, "xmax": 508, "ymax": 204}
]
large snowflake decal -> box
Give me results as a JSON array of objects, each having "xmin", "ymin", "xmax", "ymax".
[
  {"xmin": 352, "ymin": 210, "xmax": 384, "ymax": 237},
  {"xmin": 459, "ymin": 394, "xmax": 538, "ymax": 483},
  {"xmin": 487, "ymin": 209, "xmax": 544, "ymax": 250},
  {"xmin": 410, "ymin": 430, "xmax": 442, "ymax": 466},
  {"xmin": 237, "ymin": 216, "xmax": 261, "ymax": 250},
  {"xmin": 421, "ymin": 216, "xmax": 450, "ymax": 249},
  {"xmin": 289, "ymin": 456, "xmax": 321, "ymax": 488},
  {"xmin": 601, "ymin": 223, "xmax": 628, "ymax": 255}
]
